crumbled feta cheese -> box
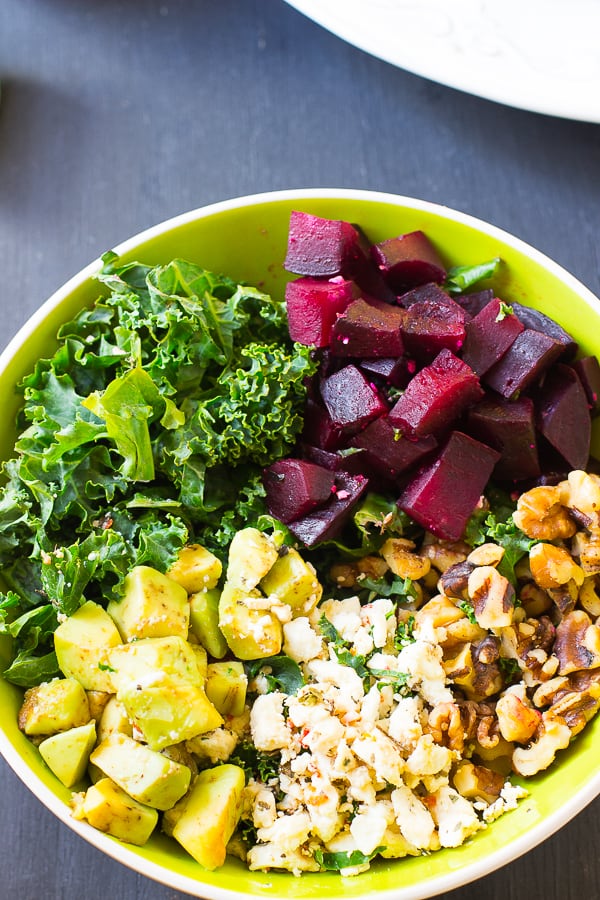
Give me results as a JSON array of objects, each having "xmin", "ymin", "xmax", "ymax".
[
  {"xmin": 283, "ymin": 616, "xmax": 323, "ymax": 663},
  {"xmin": 387, "ymin": 696, "xmax": 424, "ymax": 751},
  {"xmin": 430, "ymin": 785, "xmax": 483, "ymax": 847},
  {"xmin": 250, "ymin": 692, "xmax": 290, "ymax": 751},
  {"xmin": 391, "ymin": 783, "xmax": 436, "ymax": 849},
  {"xmin": 405, "ymin": 734, "xmax": 454, "ymax": 777},
  {"xmin": 483, "ymin": 782, "xmax": 529, "ymax": 822},
  {"xmin": 395, "ymin": 640, "xmax": 453, "ymax": 706},
  {"xmin": 350, "ymin": 803, "xmax": 390, "ymax": 856},
  {"xmin": 352, "ymin": 727, "xmax": 405, "ymax": 787}
]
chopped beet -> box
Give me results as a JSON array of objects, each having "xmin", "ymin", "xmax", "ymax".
[
  {"xmin": 320, "ymin": 365, "xmax": 388, "ymax": 436},
  {"xmin": 398, "ymin": 432, "xmax": 501, "ymax": 541},
  {"xmin": 301, "ymin": 398, "xmax": 344, "ymax": 451},
  {"xmin": 460, "ymin": 298, "xmax": 524, "ymax": 377},
  {"xmin": 360, "ymin": 356, "xmax": 417, "ymax": 389},
  {"xmin": 284, "ymin": 211, "xmax": 363, "ymax": 277},
  {"xmin": 511, "ymin": 302, "xmax": 577, "ymax": 360},
  {"xmin": 466, "ymin": 396, "xmax": 541, "ymax": 481},
  {"xmin": 398, "ymin": 282, "xmax": 458, "ymax": 310},
  {"xmin": 349, "ymin": 416, "xmax": 437, "ymax": 481},
  {"xmin": 263, "ymin": 458, "xmax": 336, "ymax": 524},
  {"xmin": 454, "ymin": 289, "xmax": 494, "ymax": 319},
  {"xmin": 388, "ymin": 349, "xmax": 483, "ymax": 437},
  {"xmin": 287, "ymin": 472, "xmax": 370, "ymax": 547},
  {"xmin": 400, "ymin": 296, "xmax": 466, "ymax": 360},
  {"xmin": 330, "ymin": 298, "xmax": 405, "ymax": 358},
  {"xmin": 371, "ymin": 232, "xmax": 446, "ymax": 291},
  {"xmin": 484, "ymin": 329, "xmax": 563, "ymax": 398},
  {"xmin": 535, "ymin": 364, "xmax": 591, "ymax": 470},
  {"xmin": 571, "ymin": 356, "xmax": 600, "ymax": 416},
  {"xmin": 300, "ymin": 444, "xmax": 370, "ymax": 476},
  {"xmin": 285, "ymin": 276, "xmax": 358, "ymax": 348}
]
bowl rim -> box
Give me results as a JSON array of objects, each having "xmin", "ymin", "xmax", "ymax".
[{"xmin": 2, "ymin": 187, "xmax": 600, "ymax": 900}]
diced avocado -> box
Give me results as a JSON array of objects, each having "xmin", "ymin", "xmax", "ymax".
[
  {"xmin": 90, "ymin": 733, "xmax": 191, "ymax": 810},
  {"xmin": 106, "ymin": 636, "xmax": 203, "ymax": 692},
  {"xmin": 189, "ymin": 588, "xmax": 228, "ymax": 659},
  {"xmin": 172, "ymin": 764, "xmax": 245, "ymax": 870},
  {"xmin": 205, "ymin": 661, "xmax": 248, "ymax": 717},
  {"xmin": 191, "ymin": 643, "xmax": 208, "ymax": 680},
  {"xmin": 54, "ymin": 601, "xmax": 123, "ymax": 692},
  {"xmin": 86, "ymin": 691, "xmax": 111, "ymax": 723},
  {"xmin": 38, "ymin": 720, "xmax": 97, "ymax": 788},
  {"xmin": 76, "ymin": 777, "xmax": 158, "ymax": 845},
  {"xmin": 118, "ymin": 678, "xmax": 223, "ymax": 751},
  {"xmin": 18, "ymin": 678, "xmax": 90, "ymax": 736},
  {"xmin": 260, "ymin": 548, "xmax": 323, "ymax": 615},
  {"xmin": 218, "ymin": 583, "xmax": 283, "ymax": 660},
  {"xmin": 97, "ymin": 696, "xmax": 133, "ymax": 743},
  {"xmin": 226, "ymin": 528, "xmax": 278, "ymax": 591},
  {"xmin": 168, "ymin": 543, "xmax": 222, "ymax": 593},
  {"xmin": 107, "ymin": 565, "xmax": 189, "ymax": 642}
]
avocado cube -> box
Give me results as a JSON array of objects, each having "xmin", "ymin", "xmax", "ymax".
[
  {"xmin": 189, "ymin": 588, "xmax": 228, "ymax": 659},
  {"xmin": 191, "ymin": 643, "xmax": 208, "ymax": 679},
  {"xmin": 78, "ymin": 777, "xmax": 158, "ymax": 845},
  {"xmin": 106, "ymin": 636, "xmax": 204, "ymax": 692},
  {"xmin": 118, "ymin": 678, "xmax": 223, "ymax": 751},
  {"xmin": 172, "ymin": 764, "xmax": 245, "ymax": 870},
  {"xmin": 205, "ymin": 662, "xmax": 248, "ymax": 717},
  {"xmin": 226, "ymin": 528, "xmax": 279, "ymax": 591},
  {"xmin": 168, "ymin": 543, "xmax": 222, "ymax": 593},
  {"xmin": 218, "ymin": 584, "xmax": 283, "ymax": 661},
  {"xmin": 86, "ymin": 691, "xmax": 111, "ymax": 723},
  {"xmin": 107, "ymin": 565, "xmax": 189, "ymax": 642},
  {"xmin": 38, "ymin": 720, "xmax": 97, "ymax": 788},
  {"xmin": 54, "ymin": 601, "xmax": 123, "ymax": 692},
  {"xmin": 260, "ymin": 548, "xmax": 323, "ymax": 615},
  {"xmin": 90, "ymin": 733, "xmax": 191, "ymax": 809},
  {"xmin": 18, "ymin": 678, "xmax": 90, "ymax": 736},
  {"xmin": 97, "ymin": 696, "xmax": 133, "ymax": 743}
]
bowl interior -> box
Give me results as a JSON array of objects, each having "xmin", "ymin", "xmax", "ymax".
[{"xmin": 2, "ymin": 190, "xmax": 600, "ymax": 900}]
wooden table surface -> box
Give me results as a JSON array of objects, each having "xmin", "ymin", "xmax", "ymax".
[{"xmin": 1, "ymin": 1, "xmax": 599, "ymax": 898}]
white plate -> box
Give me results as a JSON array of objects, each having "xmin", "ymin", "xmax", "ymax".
[{"xmin": 284, "ymin": 0, "xmax": 600, "ymax": 122}]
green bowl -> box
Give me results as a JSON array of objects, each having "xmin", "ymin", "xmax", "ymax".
[{"xmin": 1, "ymin": 189, "xmax": 600, "ymax": 899}]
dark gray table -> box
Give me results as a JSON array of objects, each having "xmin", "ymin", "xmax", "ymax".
[{"xmin": 1, "ymin": 1, "xmax": 599, "ymax": 898}]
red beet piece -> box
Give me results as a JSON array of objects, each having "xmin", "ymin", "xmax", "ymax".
[
  {"xmin": 263, "ymin": 458, "xmax": 336, "ymax": 524},
  {"xmin": 320, "ymin": 365, "xmax": 388, "ymax": 436},
  {"xmin": 454, "ymin": 289, "xmax": 494, "ymax": 319},
  {"xmin": 535, "ymin": 364, "xmax": 591, "ymax": 470},
  {"xmin": 511, "ymin": 302, "xmax": 577, "ymax": 360},
  {"xmin": 371, "ymin": 232, "xmax": 446, "ymax": 291},
  {"xmin": 461, "ymin": 298, "xmax": 524, "ymax": 377},
  {"xmin": 400, "ymin": 296, "xmax": 466, "ymax": 361},
  {"xmin": 301, "ymin": 399, "xmax": 344, "ymax": 451},
  {"xmin": 287, "ymin": 472, "xmax": 370, "ymax": 547},
  {"xmin": 300, "ymin": 444, "xmax": 369, "ymax": 475},
  {"xmin": 360, "ymin": 356, "xmax": 417, "ymax": 389},
  {"xmin": 388, "ymin": 349, "xmax": 483, "ymax": 437},
  {"xmin": 330, "ymin": 298, "xmax": 405, "ymax": 358},
  {"xmin": 484, "ymin": 329, "xmax": 563, "ymax": 398},
  {"xmin": 571, "ymin": 356, "xmax": 600, "ymax": 416},
  {"xmin": 398, "ymin": 432, "xmax": 501, "ymax": 541},
  {"xmin": 467, "ymin": 396, "xmax": 541, "ymax": 481},
  {"xmin": 285, "ymin": 276, "xmax": 358, "ymax": 348},
  {"xmin": 350, "ymin": 416, "xmax": 437, "ymax": 480},
  {"xmin": 398, "ymin": 282, "xmax": 458, "ymax": 310}
]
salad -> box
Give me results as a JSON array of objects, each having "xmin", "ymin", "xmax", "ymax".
[{"xmin": 2, "ymin": 212, "xmax": 600, "ymax": 875}]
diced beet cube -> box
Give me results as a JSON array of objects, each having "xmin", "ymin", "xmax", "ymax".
[
  {"xmin": 454, "ymin": 289, "xmax": 494, "ymax": 319},
  {"xmin": 320, "ymin": 365, "xmax": 388, "ymax": 436},
  {"xmin": 287, "ymin": 472, "xmax": 370, "ymax": 547},
  {"xmin": 284, "ymin": 211, "xmax": 362, "ymax": 277},
  {"xmin": 535, "ymin": 364, "xmax": 591, "ymax": 470},
  {"xmin": 285, "ymin": 276, "xmax": 358, "ymax": 347},
  {"xmin": 300, "ymin": 444, "xmax": 370, "ymax": 476},
  {"xmin": 371, "ymin": 232, "xmax": 446, "ymax": 291},
  {"xmin": 398, "ymin": 282, "xmax": 457, "ymax": 310},
  {"xmin": 301, "ymin": 398, "xmax": 344, "ymax": 451},
  {"xmin": 484, "ymin": 329, "xmax": 563, "ymax": 398},
  {"xmin": 400, "ymin": 296, "xmax": 466, "ymax": 360},
  {"xmin": 467, "ymin": 396, "xmax": 541, "ymax": 482},
  {"xmin": 461, "ymin": 298, "xmax": 524, "ymax": 377},
  {"xmin": 571, "ymin": 356, "xmax": 600, "ymax": 416},
  {"xmin": 349, "ymin": 416, "xmax": 437, "ymax": 480},
  {"xmin": 398, "ymin": 432, "xmax": 501, "ymax": 541},
  {"xmin": 388, "ymin": 349, "xmax": 483, "ymax": 438},
  {"xmin": 330, "ymin": 298, "xmax": 405, "ymax": 358},
  {"xmin": 360, "ymin": 357, "xmax": 417, "ymax": 390},
  {"xmin": 263, "ymin": 458, "xmax": 336, "ymax": 524},
  {"xmin": 511, "ymin": 302, "xmax": 577, "ymax": 360}
]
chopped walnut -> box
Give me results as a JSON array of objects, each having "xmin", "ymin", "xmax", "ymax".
[
  {"xmin": 572, "ymin": 532, "xmax": 600, "ymax": 575},
  {"xmin": 381, "ymin": 538, "xmax": 431, "ymax": 580},
  {"xmin": 452, "ymin": 760, "xmax": 505, "ymax": 803},
  {"xmin": 427, "ymin": 702, "xmax": 465, "ymax": 753},
  {"xmin": 511, "ymin": 713, "xmax": 572, "ymax": 777},
  {"xmin": 467, "ymin": 566, "xmax": 515, "ymax": 630},
  {"xmin": 422, "ymin": 538, "xmax": 470, "ymax": 573},
  {"xmin": 513, "ymin": 485, "xmax": 577, "ymax": 541},
  {"xmin": 440, "ymin": 560, "xmax": 475, "ymax": 601},
  {"xmin": 553, "ymin": 609, "xmax": 600, "ymax": 675},
  {"xmin": 560, "ymin": 470, "xmax": 600, "ymax": 533},
  {"xmin": 329, "ymin": 555, "xmax": 389, "ymax": 588},
  {"xmin": 529, "ymin": 542, "xmax": 585, "ymax": 590},
  {"xmin": 579, "ymin": 576, "xmax": 600, "ymax": 618},
  {"xmin": 467, "ymin": 543, "xmax": 506, "ymax": 568},
  {"xmin": 496, "ymin": 691, "xmax": 542, "ymax": 743}
]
